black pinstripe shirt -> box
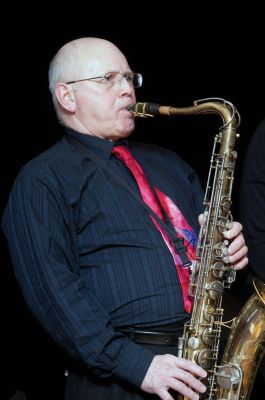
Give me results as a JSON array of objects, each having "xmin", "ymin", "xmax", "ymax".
[{"xmin": 2, "ymin": 128, "xmax": 203, "ymax": 387}]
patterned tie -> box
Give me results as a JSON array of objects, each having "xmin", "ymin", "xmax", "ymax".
[{"xmin": 112, "ymin": 145, "xmax": 197, "ymax": 313}]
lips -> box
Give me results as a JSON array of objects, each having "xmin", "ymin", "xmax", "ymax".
[
  {"xmin": 119, "ymin": 102, "xmax": 135, "ymax": 111},
  {"xmin": 126, "ymin": 103, "xmax": 135, "ymax": 112},
  {"xmin": 120, "ymin": 105, "xmax": 134, "ymax": 115}
]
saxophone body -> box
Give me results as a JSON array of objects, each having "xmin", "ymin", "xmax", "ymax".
[
  {"xmin": 216, "ymin": 278, "xmax": 265, "ymax": 400},
  {"xmin": 128, "ymin": 99, "xmax": 265, "ymax": 399}
]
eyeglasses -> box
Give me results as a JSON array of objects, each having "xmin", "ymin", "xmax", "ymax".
[{"xmin": 66, "ymin": 71, "xmax": 143, "ymax": 89}]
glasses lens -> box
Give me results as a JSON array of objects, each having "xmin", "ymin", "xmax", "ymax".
[
  {"xmin": 103, "ymin": 72, "xmax": 143, "ymax": 89},
  {"xmin": 133, "ymin": 73, "xmax": 143, "ymax": 88}
]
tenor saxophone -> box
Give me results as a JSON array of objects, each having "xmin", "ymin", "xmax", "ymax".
[{"xmin": 128, "ymin": 99, "xmax": 265, "ymax": 399}]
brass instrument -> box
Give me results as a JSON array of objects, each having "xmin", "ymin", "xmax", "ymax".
[
  {"xmin": 128, "ymin": 99, "xmax": 265, "ymax": 399},
  {"xmin": 216, "ymin": 278, "xmax": 265, "ymax": 399}
]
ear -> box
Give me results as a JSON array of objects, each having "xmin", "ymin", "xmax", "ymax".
[{"xmin": 55, "ymin": 83, "xmax": 76, "ymax": 113}]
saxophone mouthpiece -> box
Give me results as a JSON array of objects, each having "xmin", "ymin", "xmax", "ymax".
[
  {"xmin": 126, "ymin": 104, "xmax": 137, "ymax": 112},
  {"xmin": 126, "ymin": 102, "xmax": 161, "ymax": 118}
]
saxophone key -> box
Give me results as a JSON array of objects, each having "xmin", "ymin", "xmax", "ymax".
[
  {"xmin": 216, "ymin": 364, "xmax": 242, "ymax": 390},
  {"xmin": 211, "ymin": 261, "xmax": 227, "ymax": 278},
  {"xmin": 187, "ymin": 336, "xmax": 200, "ymax": 350},
  {"xmin": 202, "ymin": 327, "xmax": 216, "ymax": 345},
  {"xmin": 196, "ymin": 348, "xmax": 215, "ymax": 369},
  {"xmin": 206, "ymin": 280, "xmax": 224, "ymax": 300},
  {"xmin": 213, "ymin": 241, "xmax": 229, "ymax": 259}
]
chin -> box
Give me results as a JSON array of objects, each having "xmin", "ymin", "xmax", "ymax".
[
  {"xmin": 109, "ymin": 119, "xmax": 135, "ymax": 141},
  {"xmin": 115, "ymin": 130, "xmax": 132, "ymax": 140},
  {"xmin": 120, "ymin": 121, "xmax": 135, "ymax": 136}
]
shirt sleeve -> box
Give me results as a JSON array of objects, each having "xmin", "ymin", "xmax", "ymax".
[
  {"xmin": 240, "ymin": 119, "xmax": 265, "ymax": 282},
  {"xmin": 1, "ymin": 169, "xmax": 154, "ymax": 388}
]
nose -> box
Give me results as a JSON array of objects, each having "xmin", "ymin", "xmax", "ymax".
[{"xmin": 118, "ymin": 77, "xmax": 134, "ymax": 96}]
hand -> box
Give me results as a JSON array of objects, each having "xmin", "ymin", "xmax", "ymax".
[
  {"xmin": 223, "ymin": 221, "xmax": 248, "ymax": 270},
  {"xmin": 141, "ymin": 354, "xmax": 207, "ymax": 400},
  {"xmin": 198, "ymin": 215, "xmax": 248, "ymax": 270}
]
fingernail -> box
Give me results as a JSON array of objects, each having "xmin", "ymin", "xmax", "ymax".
[{"xmin": 200, "ymin": 384, "xmax": 206, "ymax": 392}]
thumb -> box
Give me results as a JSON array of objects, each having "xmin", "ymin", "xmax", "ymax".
[
  {"xmin": 198, "ymin": 213, "xmax": 204, "ymax": 226},
  {"xmin": 198, "ymin": 211, "xmax": 208, "ymax": 226}
]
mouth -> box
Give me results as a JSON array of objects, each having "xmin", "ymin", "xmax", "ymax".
[
  {"xmin": 120, "ymin": 105, "xmax": 134, "ymax": 116},
  {"xmin": 126, "ymin": 103, "xmax": 136, "ymax": 113}
]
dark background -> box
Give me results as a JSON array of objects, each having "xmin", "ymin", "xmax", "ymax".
[{"xmin": 1, "ymin": 2, "xmax": 264, "ymax": 399}]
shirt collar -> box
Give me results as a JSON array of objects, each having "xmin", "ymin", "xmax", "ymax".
[{"xmin": 66, "ymin": 128, "xmax": 128, "ymax": 161}]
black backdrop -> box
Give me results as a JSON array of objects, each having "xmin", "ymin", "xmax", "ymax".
[{"xmin": 2, "ymin": 3, "xmax": 264, "ymax": 399}]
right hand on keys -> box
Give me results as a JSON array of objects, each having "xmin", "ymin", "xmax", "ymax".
[{"xmin": 141, "ymin": 354, "xmax": 207, "ymax": 400}]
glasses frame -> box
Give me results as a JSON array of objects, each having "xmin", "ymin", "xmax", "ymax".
[{"xmin": 66, "ymin": 71, "xmax": 143, "ymax": 88}]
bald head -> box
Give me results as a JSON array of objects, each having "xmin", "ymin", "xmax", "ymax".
[{"xmin": 49, "ymin": 38, "xmax": 127, "ymax": 103}]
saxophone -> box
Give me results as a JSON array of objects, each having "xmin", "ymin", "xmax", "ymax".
[{"xmin": 128, "ymin": 99, "xmax": 265, "ymax": 400}]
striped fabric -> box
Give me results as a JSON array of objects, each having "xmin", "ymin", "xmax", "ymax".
[
  {"xmin": 2, "ymin": 128, "xmax": 203, "ymax": 387},
  {"xmin": 112, "ymin": 145, "xmax": 197, "ymax": 313}
]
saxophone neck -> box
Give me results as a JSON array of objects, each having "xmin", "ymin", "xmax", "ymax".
[{"xmin": 128, "ymin": 97, "xmax": 241, "ymax": 130}]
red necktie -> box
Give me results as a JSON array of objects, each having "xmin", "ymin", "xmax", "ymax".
[{"xmin": 112, "ymin": 145, "xmax": 194, "ymax": 313}]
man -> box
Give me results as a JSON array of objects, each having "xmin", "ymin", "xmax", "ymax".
[
  {"xmin": 240, "ymin": 117, "xmax": 265, "ymax": 389},
  {"xmin": 240, "ymin": 117, "xmax": 265, "ymax": 284},
  {"xmin": 2, "ymin": 37, "xmax": 248, "ymax": 400}
]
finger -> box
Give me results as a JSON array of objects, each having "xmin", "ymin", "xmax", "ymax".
[
  {"xmin": 231, "ymin": 255, "xmax": 249, "ymax": 270},
  {"xmin": 174, "ymin": 358, "xmax": 207, "ymax": 378},
  {"xmin": 166, "ymin": 378, "xmax": 203, "ymax": 400},
  {"xmin": 157, "ymin": 387, "xmax": 175, "ymax": 400},
  {"xmin": 198, "ymin": 211, "xmax": 208, "ymax": 226},
  {"xmin": 224, "ymin": 221, "xmax": 242, "ymax": 239},
  {"xmin": 227, "ymin": 233, "xmax": 245, "ymax": 255},
  {"xmin": 173, "ymin": 369, "xmax": 207, "ymax": 393},
  {"xmin": 228, "ymin": 245, "xmax": 248, "ymax": 262},
  {"xmin": 198, "ymin": 213, "xmax": 204, "ymax": 226}
]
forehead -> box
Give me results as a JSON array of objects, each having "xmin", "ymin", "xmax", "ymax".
[{"xmin": 80, "ymin": 48, "xmax": 131, "ymax": 75}]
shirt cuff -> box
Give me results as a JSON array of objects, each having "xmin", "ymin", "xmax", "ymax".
[{"xmin": 114, "ymin": 339, "xmax": 155, "ymax": 387}]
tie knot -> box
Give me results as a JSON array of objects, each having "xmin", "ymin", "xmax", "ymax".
[{"xmin": 112, "ymin": 145, "xmax": 133, "ymax": 163}]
